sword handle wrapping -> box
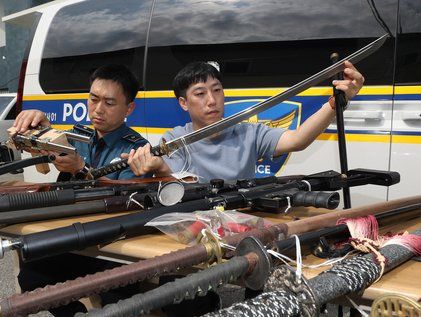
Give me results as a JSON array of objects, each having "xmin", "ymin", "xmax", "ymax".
[
  {"xmin": 90, "ymin": 142, "xmax": 168, "ymax": 179},
  {"xmin": 90, "ymin": 159, "xmax": 129, "ymax": 179}
]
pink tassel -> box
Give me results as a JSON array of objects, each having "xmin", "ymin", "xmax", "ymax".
[
  {"xmin": 383, "ymin": 234, "xmax": 421, "ymax": 256},
  {"xmin": 337, "ymin": 214, "xmax": 379, "ymax": 240}
]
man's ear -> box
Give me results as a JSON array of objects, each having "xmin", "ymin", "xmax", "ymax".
[
  {"xmin": 126, "ymin": 102, "xmax": 136, "ymax": 117},
  {"xmin": 179, "ymin": 97, "xmax": 189, "ymax": 112}
]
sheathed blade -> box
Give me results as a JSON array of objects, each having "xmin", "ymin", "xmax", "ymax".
[{"xmin": 162, "ymin": 34, "xmax": 389, "ymax": 155}]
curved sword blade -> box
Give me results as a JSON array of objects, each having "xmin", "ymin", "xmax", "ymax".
[{"xmin": 162, "ymin": 34, "xmax": 389, "ymax": 155}]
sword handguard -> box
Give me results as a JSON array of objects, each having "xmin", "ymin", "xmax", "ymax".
[{"xmin": 150, "ymin": 139, "xmax": 169, "ymax": 156}]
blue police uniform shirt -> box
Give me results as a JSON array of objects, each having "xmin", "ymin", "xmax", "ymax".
[{"xmin": 69, "ymin": 123, "xmax": 148, "ymax": 180}]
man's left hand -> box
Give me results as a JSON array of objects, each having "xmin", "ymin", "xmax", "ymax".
[{"xmin": 332, "ymin": 60, "xmax": 365, "ymax": 100}]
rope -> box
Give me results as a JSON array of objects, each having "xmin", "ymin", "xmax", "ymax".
[
  {"xmin": 323, "ymin": 255, "xmax": 381, "ymax": 293},
  {"xmin": 204, "ymin": 290, "xmax": 301, "ymax": 317}
]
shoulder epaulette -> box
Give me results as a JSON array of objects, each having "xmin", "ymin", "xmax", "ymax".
[
  {"xmin": 73, "ymin": 124, "xmax": 95, "ymax": 137},
  {"xmin": 122, "ymin": 133, "xmax": 144, "ymax": 143}
]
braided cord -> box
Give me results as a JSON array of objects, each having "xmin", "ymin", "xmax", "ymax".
[
  {"xmin": 205, "ymin": 290, "xmax": 300, "ymax": 317},
  {"xmin": 323, "ymin": 255, "xmax": 381, "ymax": 293}
]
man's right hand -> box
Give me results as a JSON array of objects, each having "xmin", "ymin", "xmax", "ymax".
[
  {"xmin": 122, "ymin": 143, "xmax": 172, "ymax": 176},
  {"xmin": 13, "ymin": 110, "xmax": 50, "ymax": 133}
]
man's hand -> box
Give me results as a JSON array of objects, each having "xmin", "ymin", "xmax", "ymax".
[
  {"xmin": 41, "ymin": 150, "xmax": 85, "ymax": 174},
  {"xmin": 332, "ymin": 60, "xmax": 365, "ymax": 100},
  {"xmin": 122, "ymin": 144, "xmax": 171, "ymax": 176},
  {"xmin": 13, "ymin": 110, "xmax": 51, "ymax": 133}
]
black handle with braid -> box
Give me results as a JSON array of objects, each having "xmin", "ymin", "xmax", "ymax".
[
  {"xmin": 89, "ymin": 143, "xmax": 166, "ymax": 179},
  {"xmin": 90, "ymin": 158, "xmax": 130, "ymax": 179}
]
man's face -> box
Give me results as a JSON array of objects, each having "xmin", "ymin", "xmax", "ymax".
[
  {"xmin": 88, "ymin": 79, "xmax": 135, "ymax": 136},
  {"xmin": 179, "ymin": 76, "xmax": 224, "ymax": 130}
]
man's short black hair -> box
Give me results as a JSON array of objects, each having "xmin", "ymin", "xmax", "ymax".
[
  {"xmin": 90, "ymin": 65, "xmax": 139, "ymax": 104},
  {"xmin": 173, "ymin": 62, "xmax": 222, "ymax": 99}
]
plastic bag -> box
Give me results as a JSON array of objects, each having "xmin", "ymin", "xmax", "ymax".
[{"xmin": 146, "ymin": 208, "xmax": 273, "ymax": 245}]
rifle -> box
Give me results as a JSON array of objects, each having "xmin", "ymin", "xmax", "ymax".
[
  {"xmin": 0, "ymin": 175, "xmax": 304, "ymax": 226},
  {"xmin": 0, "ymin": 183, "xmax": 156, "ymax": 212},
  {"xmin": 0, "ymin": 175, "xmax": 180, "ymax": 194},
  {"xmin": 0, "ymin": 175, "xmax": 304, "ymax": 225},
  {"xmin": 0, "ymin": 196, "xmax": 419, "ymax": 317}
]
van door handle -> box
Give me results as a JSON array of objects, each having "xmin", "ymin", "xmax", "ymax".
[
  {"xmin": 401, "ymin": 111, "xmax": 421, "ymax": 121},
  {"xmin": 343, "ymin": 110, "xmax": 385, "ymax": 121}
]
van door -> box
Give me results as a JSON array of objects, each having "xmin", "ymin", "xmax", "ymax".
[{"xmin": 389, "ymin": 0, "xmax": 421, "ymax": 199}]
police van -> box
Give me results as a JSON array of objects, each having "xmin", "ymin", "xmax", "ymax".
[{"xmin": 12, "ymin": 0, "xmax": 421, "ymax": 206}]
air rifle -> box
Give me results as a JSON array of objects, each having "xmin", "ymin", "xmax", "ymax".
[
  {"xmin": 0, "ymin": 195, "xmax": 419, "ymax": 317},
  {"xmin": 7, "ymin": 126, "xmax": 90, "ymax": 155}
]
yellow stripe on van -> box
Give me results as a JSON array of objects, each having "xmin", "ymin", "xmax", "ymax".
[
  {"xmin": 25, "ymin": 85, "xmax": 419, "ymax": 101},
  {"xmin": 318, "ymin": 133, "xmax": 391, "ymax": 143},
  {"xmin": 318, "ymin": 133, "xmax": 421, "ymax": 144},
  {"xmin": 53, "ymin": 124, "xmax": 421, "ymax": 144},
  {"xmin": 394, "ymin": 86, "xmax": 421, "ymax": 94},
  {"xmin": 391, "ymin": 135, "xmax": 421, "ymax": 144},
  {"xmin": 24, "ymin": 94, "xmax": 89, "ymax": 101},
  {"xmin": 52, "ymin": 124, "xmax": 170, "ymax": 135}
]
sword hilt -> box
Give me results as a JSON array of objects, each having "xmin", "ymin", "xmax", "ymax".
[
  {"xmin": 90, "ymin": 141, "xmax": 169, "ymax": 179},
  {"xmin": 90, "ymin": 159, "xmax": 129, "ymax": 179},
  {"xmin": 150, "ymin": 141, "xmax": 169, "ymax": 156}
]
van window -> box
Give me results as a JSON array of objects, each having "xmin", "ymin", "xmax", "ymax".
[
  {"xmin": 39, "ymin": 0, "xmax": 152, "ymax": 93},
  {"xmin": 145, "ymin": 0, "xmax": 397, "ymax": 90},
  {"xmin": 0, "ymin": 96, "xmax": 14, "ymax": 114},
  {"xmin": 395, "ymin": 1, "xmax": 421, "ymax": 84}
]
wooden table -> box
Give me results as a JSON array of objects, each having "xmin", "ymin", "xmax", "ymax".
[{"xmin": 1, "ymin": 205, "xmax": 420, "ymax": 304}]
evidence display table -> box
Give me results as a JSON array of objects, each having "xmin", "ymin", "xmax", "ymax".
[{"xmin": 0, "ymin": 205, "xmax": 420, "ymax": 303}]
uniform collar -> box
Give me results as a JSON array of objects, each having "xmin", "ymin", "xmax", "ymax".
[{"xmin": 94, "ymin": 123, "xmax": 129, "ymax": 147}]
